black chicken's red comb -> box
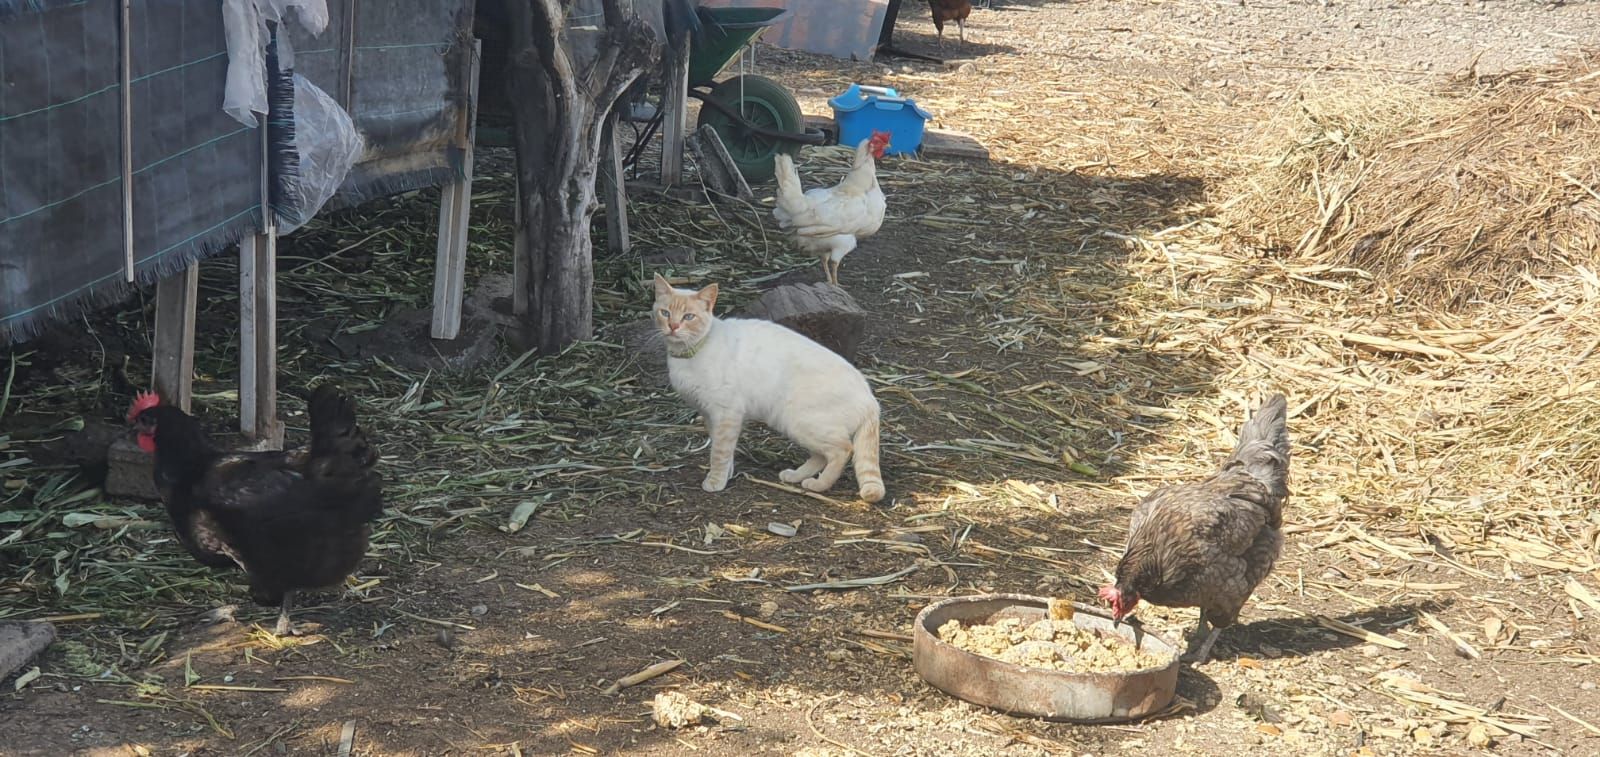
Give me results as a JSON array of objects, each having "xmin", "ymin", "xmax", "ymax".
[{"xmin": 127, "ymin": 391, "xmax": 161, "ymax": 422}]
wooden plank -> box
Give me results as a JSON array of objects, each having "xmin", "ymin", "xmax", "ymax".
[
  {"xmin": 239, "ymin": 232, "xmax": 282, "ymax": 449},
  {"xmin": 685, "ymin": 124, "xmax": 753, "ymax": 201},
  {"xmin": 802, "ymin": 114, "xmax": 989, "ymax": 161},
  {"xmin": 151, "ymin": 265, "xmax": 198, "ymax": 413},
  {"xmin": 431, "ymin": 38, "xmax": 482, "ymax": 340},
  {"xmin": 659, "ymin": 33, "xmax": 691, "ymax": 187},
  {"xmin": 118, "ymin": 0, "xmax": 134, "ymax": 282},
  {"xmin": 920, "ymin": 128, "xmax": 990, "ymax": 161},
  {"xmin": 600, "ymin": 109, "xmax": 630, "ymax": 254}
]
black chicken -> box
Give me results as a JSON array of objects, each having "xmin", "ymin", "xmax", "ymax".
[{"xmin": 128, "ymin": 385, "xmax": 383, "ymax": 635}]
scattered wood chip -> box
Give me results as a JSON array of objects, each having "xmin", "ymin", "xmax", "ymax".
[
  {"xmin": 602, "ymin": 659, "xmax": 684, "ymax": 695},
  {"xmin": 1316, "ymin": 615, "xmax": 1407, "ymax": 649},
  {"xmin": 337, "ymin": 720, "xmax": 356, "ymax": 757},
  {"xmin": 1483, "ymin": 616, "xmax": 1504, "ymax": 645},
  {"xmin": 720, "ymin": 610, "xmax": 788, "ymax": 633},
  {"xmin": 1565, "ymin": 579, "xmax": 1600, "ymax": 617},
  {"xmin": 515, "ymin": 582, "xmax": 561, "ymax": 598},
  {"xmin": 1419, "ymin": 611, "xmax": 1480, "ymax": 659},
  {"xmin": 187, "ymin": 685, "xmax": 289, "ymax": 693},
  {"xmin": 785, "ymin": 566, "xmax": 917, "ymax": 592},
  {"xmin": 767, "ymin": 522, "xmax": 798, "ymax": 538}
]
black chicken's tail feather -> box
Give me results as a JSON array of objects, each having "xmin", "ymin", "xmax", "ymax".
[
  {"xmin": 1226, "ymin": 392, "xmax": 1290, "ymax": 500},
  {"xmin": 306, "ymin": 384, "xmax": 383, "ymax": 520}
]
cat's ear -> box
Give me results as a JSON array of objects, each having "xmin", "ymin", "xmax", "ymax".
[
  {"xmin": 652, "ymin": 272, "xmax": 672, "ymax": 299},
  {"xmin": 696, "ymin": 282, "xmax": 719, "ymax": 310}
]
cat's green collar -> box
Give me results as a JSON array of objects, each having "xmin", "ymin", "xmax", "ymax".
[{"xmin": 668, "ymin": 335, "xmax": 709, "ymax": 359}]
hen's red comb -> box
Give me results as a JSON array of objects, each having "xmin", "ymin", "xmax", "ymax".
[{"xmin": 127, "ymin": 391, "xmax": 161, "ymax": 423}]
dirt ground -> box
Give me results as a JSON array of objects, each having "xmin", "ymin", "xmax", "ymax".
[{"xmin": 4, "ymin": 1, "xmax": 1600, "ymax": 755}]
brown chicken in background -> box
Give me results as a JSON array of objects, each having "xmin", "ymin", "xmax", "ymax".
[
  {"xmin": 1098, "ymin": 393, "xmax": 1291, "ymax": 664},
  {"xmin": 928, "ymin": 0, "xmax": 973, "ymax": 48}
]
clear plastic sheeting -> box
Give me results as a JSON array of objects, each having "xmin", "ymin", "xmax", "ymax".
[
  {"xmin": 277, "ymin": 75, "xmax": 365, "ymax": 234},
  {"xmin": 223, "ymin": 0, "xmax": 330, "ymax": 127}
]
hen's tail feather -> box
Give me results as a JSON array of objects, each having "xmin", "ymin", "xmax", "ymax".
[
  {"xmin": 1226, "ymin": 393, "xmax": 1290, "ymax": 503},
  {"xmin": 306, "ymin": 384, "xmax": 383, "ymax": 520},
  {"xmin": 772, "ymin": 153, "xmax": 808, "ymax": 223}
]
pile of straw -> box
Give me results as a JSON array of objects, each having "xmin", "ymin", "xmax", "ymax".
[{"xmin": 1223, "ymin": 54, "xmax": 1600, "ymax": 308}]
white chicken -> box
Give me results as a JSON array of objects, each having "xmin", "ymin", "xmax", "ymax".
[{"xmin": 772, "ymin": 131, "xmax": 891, "ymax": 286}]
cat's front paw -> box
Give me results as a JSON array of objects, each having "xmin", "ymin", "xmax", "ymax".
[
  {"xmin": 779, "ymin": 468, "xmax": 807, "ymax": 483},
  {"xmin": 800, "ymin": 478, "xmax": 834, "ymax": 493},
  {"xmin": 702, "ymin": 475, "xmax": 729, "ymax": 492}
]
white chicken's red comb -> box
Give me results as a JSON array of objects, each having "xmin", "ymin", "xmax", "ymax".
[{"xmin": 127, "ymin": 390, "xmax": 161, "ymax": 422}]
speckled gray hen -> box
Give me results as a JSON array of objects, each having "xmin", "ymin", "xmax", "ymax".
[{"xmin": 1099, "ymin": 393, "xmax": 1290, "ymax": 664}]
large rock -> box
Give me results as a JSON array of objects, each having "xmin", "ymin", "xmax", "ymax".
[
  {"xmin": 615, "ymin": 318, "xmax": 670, "ymax": 388},
  {"xmin": 740, "ymin": 282, "xmax": 866, "ymax": 364},
  {"xmin": 104, "ymin": 435, "xmax": 159, "ymax": 501},
  {"xmin": 0, "ymin": 621, "xmax": 56, "ymax": 684}
]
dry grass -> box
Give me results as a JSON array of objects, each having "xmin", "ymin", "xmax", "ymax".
[
  {"xmin": 1222, "ymin": 53, "xmax": 1600, "ymax": 309},
  {"xmin": 1106, "ymin": 56, "xmax": 1600, "ymax": 591}
]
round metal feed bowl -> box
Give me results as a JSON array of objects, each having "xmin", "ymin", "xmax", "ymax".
[{"xmin": 913, "ymin": 593, "xmax": 1181, "ymax": 722}]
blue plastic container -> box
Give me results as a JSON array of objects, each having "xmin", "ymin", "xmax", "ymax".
[{"xmin": 828, "ymin": 84, "xmax": 932, "ymax": 157}]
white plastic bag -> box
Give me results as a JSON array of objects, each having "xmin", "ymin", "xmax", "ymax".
[
  {"xmin": 222, "ymin": 0, "xmax": 330, "ymax": 127},
  {"xmin": 277, "ymin": 75, "xmax": 365, "ymax": 233}
]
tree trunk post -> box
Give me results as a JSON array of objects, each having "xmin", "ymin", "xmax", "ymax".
[{"xmin": 505, "ymin": 0, "xmax": 658, "ymax": 353}]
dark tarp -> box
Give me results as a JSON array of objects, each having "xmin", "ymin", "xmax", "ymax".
[
  {"xmin": 1, "ymin": 0, "xmax": 479, "ymax": 346},
  {"xmin": 1, "ymin": 0, "xmax": 264, "ymax": 345},
  {"xmin": 286, "ymin": 0, "xmax": 476, "ymax": 209}
]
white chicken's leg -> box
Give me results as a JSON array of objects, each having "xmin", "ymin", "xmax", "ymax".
[
  {"xmin": 819, "ymin": 256, "xmax": 832, "ymax": 284},
  {"xmin": 274, "ymin": 592, "xmax": 296, "ymax": 637}
]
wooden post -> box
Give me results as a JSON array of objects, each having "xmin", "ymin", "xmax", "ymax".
[
  {"xmin": 151, "ymin": 266, "xmax": 199, "ymax": 412},
  {"xmin": 431, "ymin": 38, "xmax": 482, "ymax": 340},
  {"xmin": 600, "ymin": 109, "xmax": 630, "ymax": 254},
  {"xmin": 118, "ymin": 0, "xmax": 134, "ymax": 282},
  {"xmin": 239, "ymin": 231, "xmax": 282, "ymax": 449},
  {"xmin": 659, "ymin": 33, "xmax": 690, "ymax": 187},
  {"xmin": 240, "ymin": 102, "xmax": 281, "ymax": 450}
]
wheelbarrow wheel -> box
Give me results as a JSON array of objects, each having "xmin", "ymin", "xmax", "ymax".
[{"xmin": 695, "ymin": 74, "xmax": 803, "ymax": 184}]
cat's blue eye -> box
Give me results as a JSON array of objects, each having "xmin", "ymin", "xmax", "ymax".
[
  {"xmin": 658, "ymin": 309, "xmax": 669, "ymax": 317},
  {"xmin": 683, "ymin": 313, "xmax": 696, "ymax": 321}
]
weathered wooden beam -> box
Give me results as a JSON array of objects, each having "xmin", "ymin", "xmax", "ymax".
[
  {"xmin": 431, "ymin": 38, "xmax": 482, "ymax": 340},
  {"xmin": 685, "ymin": 124, "xmax": 753, "ymax": 201},
  {"xmin": 659, "ymin": 34, "xmax": 690, "ymax": 187},
  {"xmin": 151, "ymin": 265, "xmax": 198, "ymax": 412},
  {"xmin": 601, "ymin": 109, "xmax": 631, "ymax": 254},
  {"xmin": 239, "ymin": 231, "xmax": 282, "ymax": 449}
]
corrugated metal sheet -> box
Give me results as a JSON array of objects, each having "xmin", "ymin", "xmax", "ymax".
[{"xmin": 700, "ymin": 0, "xmax": 889, "ymax": 62}]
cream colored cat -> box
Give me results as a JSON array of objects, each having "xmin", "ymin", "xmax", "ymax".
[{"xmin": 651, "ymin": 273, "xmax": 886, "ymax": 502}]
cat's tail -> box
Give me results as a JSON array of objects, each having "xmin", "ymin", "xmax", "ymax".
[{"xmin": 852, "ymin": 414, "xmax": 886, "ymax": 503}]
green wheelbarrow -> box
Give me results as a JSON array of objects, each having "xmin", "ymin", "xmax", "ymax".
[{"xmin": 625, "ymin": 5, "xmax": 828, "ymax": 184}]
